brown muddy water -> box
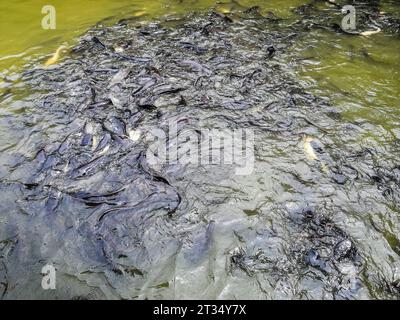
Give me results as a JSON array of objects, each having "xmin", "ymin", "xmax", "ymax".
[{"xmin": 0, "ymin": 0, "xmax": 400, "ymax": 299}]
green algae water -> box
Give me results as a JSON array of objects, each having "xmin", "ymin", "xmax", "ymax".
[{"xmin": 1, "ymin": 1, "xmax": 400, "ymax": 299}]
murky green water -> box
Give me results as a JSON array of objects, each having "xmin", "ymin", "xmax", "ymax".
[
  {"xmin": 295, "ymin": 17, "xmax": 400, "ymax": 130},
  {"xmin": 0, "ymin": 0, "xmax": 303, "ymax": 71},
  {"xmin": 0, "ymin": 0, "xmax": 399, "ymax": 299}
]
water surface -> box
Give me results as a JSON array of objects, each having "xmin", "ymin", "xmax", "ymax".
[{"xmin": 0, "ymin": 0, "xmax": 399, "ymax": 299}]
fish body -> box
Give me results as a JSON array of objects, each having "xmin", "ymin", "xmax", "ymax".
[
  {"xmin": 216, "ymin": 5, "xmax": 231, "ymax": 14},
  {"xmin": 81, "ymin": 133, "xmax": 92, "ymax": 146},
  {"xmin": 44, "ymin": 45, "xmax": 66, "ymax": 66},
  {"xmin": 103, "ymin": 116, "xmax": 127, "ymax": 136},
  {"xmin": 70, "ymin": 156, "xmax": 104, "ymax": 178},
  {"xmin": 128, "ymin": 129, "xmax": 141, "ymax": 142},
  {"xmin": 91, "ymin": 135, "xmax": 99, "ymax": 151},
  {"xmin": 344, "ymin": 28, "xmax": 382, "ymax": 37},
  {"xmin": 303, "ymin": 136, "xmax": 319, "ymax": 161},
  {"xmin": 94, "ymin": 133, "xmax": 111, "ymax": 153},
  {"xmin": 108, "ymin": 68, "xmax": 131, "ymax": 87},
  {"xmin": 132, "ymin": 10, "xmax": 146, "ymax": 17},
  {"xmin": 302, "ymin": 136, "xmax": 330, "ymax": 174},
  {"xmin": 360, "ymin": 28, "xmax": 381, "ymax": 37}
]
